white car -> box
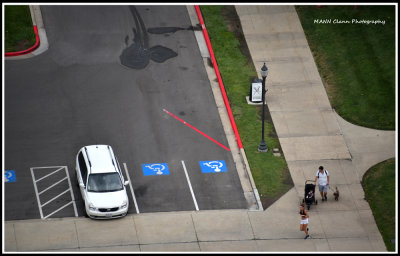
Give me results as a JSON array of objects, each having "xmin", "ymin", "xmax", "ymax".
[{"xmin": 75, "ymin": 145, "xmax": 129, "ymax": 219}]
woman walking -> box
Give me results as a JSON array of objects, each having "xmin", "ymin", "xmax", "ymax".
[{"xmin": 300, "ymin": 203, "xmax": 310, "ymax": 239}]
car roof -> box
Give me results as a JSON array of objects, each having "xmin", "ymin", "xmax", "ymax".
[{"xmin": 83, "ymin": 145, "xmax": 118, "ymax": 174}]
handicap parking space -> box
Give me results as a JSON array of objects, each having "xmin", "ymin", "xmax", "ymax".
[
  {"xmin": 184, "ymin": 159, "xmax": 247, "ymax": 211},
  {"xmin": 126, "ymin": 158, "xmax": 247, "ymax": 214},
  {"xmin": 127, "ymin": 160, "xmax": 197, "ymax": 213}
]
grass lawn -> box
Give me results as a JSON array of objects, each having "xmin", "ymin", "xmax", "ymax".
[
  {"xmin": 295, "ymin": 5, "xmax": 395, "ymax": 130},
  {"xmin": 200, "ymin": 6, "xmax": 293, "ymax": 208},
  {"xmin": 296, "ymin": 6, "xmax": 396, "ymax": 251},
  {"xmin": 201, "ymin": 5, "xmax": 396, "ymax": 250},
  {"xmin": 362, "ymin": 158, "xmax": 396, "ymax": 251},
  {"xmin": 5, "ymin": 5, "xmax": 36, "ymax": 52}
]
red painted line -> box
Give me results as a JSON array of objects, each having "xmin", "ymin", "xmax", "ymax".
[
  {"xmin": 194, "ymin": 6, "xmax": 243, "ymax": 149},
  {"xmin": 5, "ymin": 25, "xmax": 40, "ymax": 57},
  {"xmin": 163, "ymin": 109, "xmax": 231, "ymax": 152}
]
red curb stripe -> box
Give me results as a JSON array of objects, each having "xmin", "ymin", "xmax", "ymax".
[
  {"xmin": 194, "ymin": 6, "xmax": 244, "ymax": 149},
  {"xmin": 163, "ymin": 109, "xmax": 231, "ymax": 152},
  {"xmin": 5, "ymin": 25, "xmax": 40, "ymax": 57}
]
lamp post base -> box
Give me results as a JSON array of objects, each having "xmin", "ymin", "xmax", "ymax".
[{"xmin": 258, "ymin": 141, "xmax": 268, "ymax": 152}]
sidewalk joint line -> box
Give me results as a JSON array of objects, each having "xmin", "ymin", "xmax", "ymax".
[{"xmin": 190, "ymin": 213, "xmax": 201, "ymax": 247}]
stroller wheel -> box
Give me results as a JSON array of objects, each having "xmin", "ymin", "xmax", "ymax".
[{"xmin": 307, "ymin": 205, "xmax": 310, "ymax": 210}]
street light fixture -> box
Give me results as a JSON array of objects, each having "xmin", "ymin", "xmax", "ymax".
[{"xmin": 258, "ymin": 63, "xmax": 268, "ymax": 152}]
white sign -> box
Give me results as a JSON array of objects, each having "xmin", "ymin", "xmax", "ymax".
[{"xmin": 251, "ymin": 82, "xmax": 262, "ymax": 102}]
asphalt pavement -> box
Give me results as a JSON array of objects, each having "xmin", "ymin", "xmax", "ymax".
[
  {"xmin": 4, "ymin": 5, "xmax": 247, "ymax": 220},
  {"xmin": 4, "ymin": 5, "xmax": 396, "ymax": 252}
]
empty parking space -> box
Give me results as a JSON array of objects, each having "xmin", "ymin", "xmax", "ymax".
[
  {"xmin": 181, "ymin": 159, "xmax": 247, "ymax": 211},
  {"xmin": 126, "ymin": 157, "xmax": 246, "ymax": 214}
]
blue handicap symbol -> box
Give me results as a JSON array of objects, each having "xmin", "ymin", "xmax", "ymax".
[
  {"xmin": 5, "ymin": 170, "xmax": 16, "ymax": 182},
  {"xmin": 199, "ymin": 160, "xmax": 227, "ymax": 173},
  {"xmin": 142, "ymin": 163, "xmax": 170, "ymax": 176}
]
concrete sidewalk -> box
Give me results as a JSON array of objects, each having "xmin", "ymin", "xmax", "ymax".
[
  {"xmin": 4, "ymin": 5, "xmax": 395, "ymax": 252},
  {"xmin": 235, "ymin": 5, "xmax": 394, "ymax": 252}
]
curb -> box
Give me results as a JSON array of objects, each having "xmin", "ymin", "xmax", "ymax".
[
  {"xmin": 194, "ymin": 5, "xmax": 243, "ymax": 150},
  {"xmin": 240, "ymin": 148, "xmax": 263, "ymax": 210},
  {"xmin": 194, "ymin": 5, "xmax": 263, "ymax": 211},
  {"xmin": 5, "ymin": 5, "xmax": 48, "ymax": 58},
  {"xmin": 4, "ymin": 25, "xmax": 40, "ymax": 56}
]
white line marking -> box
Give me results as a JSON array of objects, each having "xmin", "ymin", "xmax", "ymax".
[
  {"xmin": 181, "ymin": 160, "xmax": 199, "ymax": 211},
  {"xmin": 30, "ymin": 168, "xmax": 44, "ymax": 219},
  {"xmin": 41, "ymin": 189, "xmax": 70, "ymax": 207},
  {"xmin": 30, "ymin": 166, "xmax": 78, "ymax": 219},
  {"xmin": 38, "ymin": 176, "xmax": 68, "ymax": 195},
  {"xmin": 64, "ymin": 166, "xmax": 78, "ymax": 217},
  {"xmin": 34, "ymin": 167, "xmax": 64, "ymax": 182},
  {"xmin": 44, "ymin": 201, "xmax": 74, "ymax": 219},
  {"xmin": 123, "ymin": 163, "xmax": 140, "ymax": 214},
  {"xmin": 31, "ymin": 166, "xmax": 69, "ymax": 169}
]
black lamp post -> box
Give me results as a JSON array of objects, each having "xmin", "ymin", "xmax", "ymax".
[{"xmin": 258, "ymin": 63, "xmax": 268, "ymax": 152}]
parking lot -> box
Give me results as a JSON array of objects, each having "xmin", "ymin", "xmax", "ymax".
[{"xmin": 4, "ymin": 5, "xmax": 247, "ymax": 220}]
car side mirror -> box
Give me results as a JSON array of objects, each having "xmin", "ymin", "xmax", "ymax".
[{"xmin": 124, "ymin": 180, "xmax": 129, "ymax": 186}]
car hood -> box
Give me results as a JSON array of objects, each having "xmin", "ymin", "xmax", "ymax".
[{"xmin": 87, "ymin": 190, "xmax": 128, "ymax": 208}]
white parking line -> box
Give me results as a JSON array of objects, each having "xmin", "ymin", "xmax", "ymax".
[
  {"xmin": 34, "ymin": 166, "xmax": 64, "ymax": 182},
  {"xmin": 41, "ymin": 189, "xmax": 70, "ymax": 207},
  {"xmin": 30, "ymin": 166, "xmax": 78, "ymax": 219},
  {"xmin": 38, "ymin": 176, "xmax": 68, "ymax": 195},
  {"xmin": 123, "ymin": 163, "xmax": 140, "ymax": 214},
  {"xmin": 45, "ymin": 201, "xmax": 75, "ymax": 220},
  {"xmin": 63, "ymin": 165, "xmax": 78, "ymax": 217},
  {"xmin": 181, "ymin": 160, "xmax": 199, "ymax": 211},
  {"xmin": 30, "ymin": 168, "xmax": 44, "ymax": 219}
]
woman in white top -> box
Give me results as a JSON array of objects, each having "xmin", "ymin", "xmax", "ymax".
[{"xmin": 299, "ymin": 203, "xmax": 310, "ymax": 239}]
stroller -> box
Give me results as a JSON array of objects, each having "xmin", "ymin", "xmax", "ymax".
[{"xmin": 303, "ymin": 180, "xmax": 318, "ymax": 210}]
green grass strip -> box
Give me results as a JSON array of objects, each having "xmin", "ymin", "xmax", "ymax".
[
  {"xmin": 362, "ymin": 158, "xmax": 395, "ymax": 251},
  {"xmin": 5, "ymin": 5, "xmax": 36, "ymax": 52},
  {"xmin": 200, "ymin": 6, "xmax": 293, "ymax": 207}
]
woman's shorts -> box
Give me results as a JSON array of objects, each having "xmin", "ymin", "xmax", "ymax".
[
  {"xmin": 300, "ymin": 218, "xmax": 309, "ymax": 225},
  {"xmin": 318, "ymin": 184, "xmax": 328, "ymax": 192}
]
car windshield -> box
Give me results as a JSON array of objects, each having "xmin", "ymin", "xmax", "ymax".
[{"xmin": 87, "ymin": 173, "xmax": 123, "ymax": 192}]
